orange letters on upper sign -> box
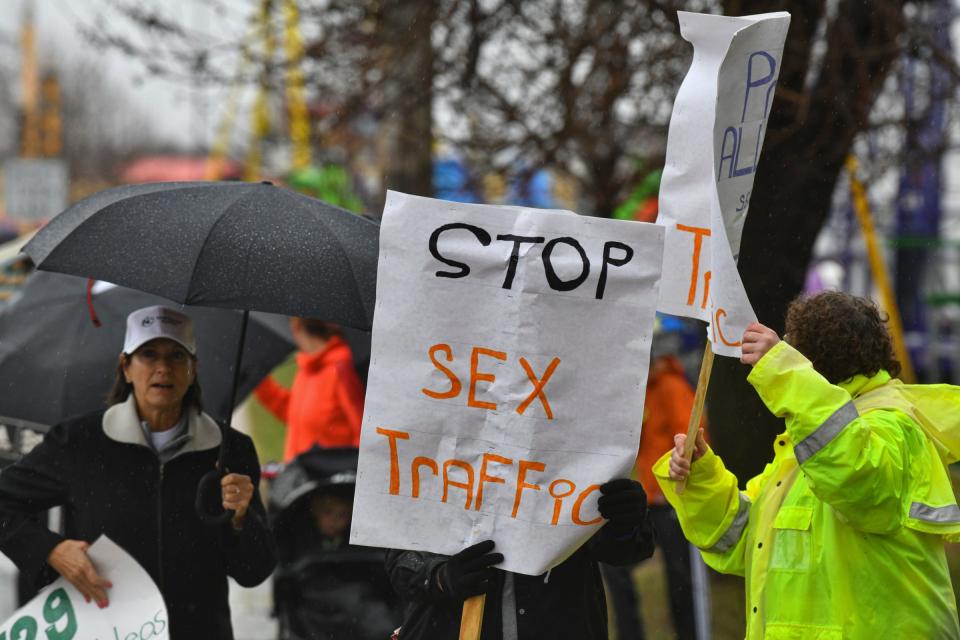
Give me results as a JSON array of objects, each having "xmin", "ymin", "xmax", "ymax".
[
  {"xmin": 475, "ymin": 453, "xmax": 512, "ymax": 510},
  {"xmin": 469, "ymin": 347, "xmax": 506, "ymax": 410},
  {"xmin": 517, "ymin": 357, "xmax": 561, "ymax": 419},
  {"xmin": 375, "ymin": 429, "xmax": 604, "ymax": 527},
  {"xmin": 421, "ymin": 343, "xmax": 561, "ymax": 419},
  {"xmin": 512, "ymin": 460, "xmax": 545, "ymax": 518},
  {"xmin": 572, "ymin": 484, "xmax": 603, "ymax": 526},
  {"xmin": 675, "ymin": 225, "xmax": 744, "ymax": 348},
  {"xmin": 412, "ymin": 456, "xmax": 439, "ymax": 498},
  {"xmin": 548, "ymin": 479, "xmax": 577, "ymax": 526},
  {"xmin": 676, "ymin": 223, "xmax": 711, "ymax": 308},
  {"xmin": 712, "ymin": 307, "xmax": 742, "ymax": 347},
  {"xmin": 376, "ymin": 427, "xmax": 410, "ymax": 495},
  {"xmin": 421, "ymin": 344, "xmax": 462, "ymax": 399},
  {"xmin": 443, "ymin": 459, "xmax": 475, "ymax": 509}
]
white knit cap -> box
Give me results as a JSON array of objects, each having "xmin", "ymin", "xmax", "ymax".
[{"xmin": 123, "ymin": 305, "xmax": 196, "ymax": 355}]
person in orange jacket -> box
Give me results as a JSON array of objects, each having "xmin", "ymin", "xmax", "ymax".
[
  {"xmin": 255, "ymin": 318, "xmax": 365, "ymax": 462},
  {"xmin": 604, "ymin": 330, "xmax": 701, "ymax": 640},
  {"xmin": 634, "ymin": 348, "xmax": 700, "ymax": 639}
]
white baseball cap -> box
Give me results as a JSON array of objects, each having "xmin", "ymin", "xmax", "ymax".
[{"xmin": 123, "ymin": 305, "xmax": 196, "ymax": 355}]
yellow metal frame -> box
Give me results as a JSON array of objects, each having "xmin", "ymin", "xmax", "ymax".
[
  {"xmin": 846, "ymin": 155, "xmax": 917, "ymax": 383},
  {"xmin": 283, "ymin": 0, "xmax": 311, "ymax": 170},
  {"xmin": 206, "ymin": 0, "xmax": 311, "ymax": 181}
]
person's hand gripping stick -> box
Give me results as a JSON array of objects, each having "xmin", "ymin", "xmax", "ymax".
[{"xmin": 669, "ymin": 428, "xmax": 708, "ymax": 483}]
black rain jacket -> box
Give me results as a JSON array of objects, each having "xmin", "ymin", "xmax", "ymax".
[{"xmin": 0, "ymin": 397, "xmax": 277, "ymax": 639}]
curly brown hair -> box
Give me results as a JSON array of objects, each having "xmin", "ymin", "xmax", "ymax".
[{"xmin": 784, "ymin": 291, "xmax": 901, "ymax": 383}]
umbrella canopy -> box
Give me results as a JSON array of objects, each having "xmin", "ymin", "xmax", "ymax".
[
  {"xmin": 0, "ymin": 271, "xmax": 295, "ymax": 427},
  {"xmin": 23, "ymin": 181, "xmax": 379, "ymax": 330},
  {"xmin": 21, "ymin": 181, "xmax": 380, "ymax": 525}
]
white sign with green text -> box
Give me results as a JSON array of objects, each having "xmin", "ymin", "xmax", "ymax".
[{"xmin": 0, "ymin": 537, "xmax": 168, "ymax": 640}]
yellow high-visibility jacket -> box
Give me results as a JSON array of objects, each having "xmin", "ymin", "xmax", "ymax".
[{"xmin": 654, "ymin": 341, "xmax": 960, "ymax": 639}]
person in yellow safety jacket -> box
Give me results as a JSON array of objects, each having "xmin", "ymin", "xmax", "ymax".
[{"xmin": 654, "ymin": 291, "xmax": 960, "ymax": 639}]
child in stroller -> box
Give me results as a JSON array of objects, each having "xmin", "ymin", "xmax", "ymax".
[{"xmin": 270, "ymin": 446, "xmax": 401, "ymax": 640}]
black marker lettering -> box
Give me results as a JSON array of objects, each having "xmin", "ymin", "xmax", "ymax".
[
  {"xmin": 541, "ymin": 237, "xmax": 589, "ymax": 291},
  {"xmin": 429, "ymin": 223, "xmax": 492, "ymax": 278},
  {"xmin": 496, "ymin": 235, "xmax": 545, "ymax": 289},
  {"xmin": 596, "ymin": 241, "xmax": 634, "ymax": 299}
]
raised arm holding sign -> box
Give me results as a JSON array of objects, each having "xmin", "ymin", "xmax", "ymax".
[{"xmin": 657, "ymin": 292, "xmax": 960, "ymax": 638}]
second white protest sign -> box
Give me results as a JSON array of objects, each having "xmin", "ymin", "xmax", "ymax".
[
  {"xmin": 0, "ymin": 536, "xmax": 168, "ymax": 640},
  {"xmin": 656, "ymin": 11, "xmax": 791, "ymax": 356}
]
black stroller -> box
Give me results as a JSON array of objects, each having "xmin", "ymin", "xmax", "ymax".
[{"xmin": 270, "ymin": 447, "xmax": 401, "ymax": 640}]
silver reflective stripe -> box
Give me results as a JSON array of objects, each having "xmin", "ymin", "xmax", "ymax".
[
  {"xmin": 910, "ymin": 502, "xmax": 960, "ymax": 524},
  {"xmin": 708, "ymin": 492, "xmax": 751, "ymax": 554},
  {"xmin": 502, "ymin": 571, "xmax": 518, "ymax": 640},
  {"xmin": 794, "ymin": 401, "xmax": 859, "ymax": 465}
]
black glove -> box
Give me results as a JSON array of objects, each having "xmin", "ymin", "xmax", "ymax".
[
  {"xmin": 436, "ymin": 540, "xmax": 503, "ymax": 600},
  {"xmin": 597, "ymin": 479, "xmax": 648, "ymax": 535}
]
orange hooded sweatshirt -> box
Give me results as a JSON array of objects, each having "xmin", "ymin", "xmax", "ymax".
[
  {"xmin": 635, "ymin": 355, "xmax": 703, "ymax": 505},
  {"xmin": 255, "ymin": 335, "xmax": 364, "ymax": 461}
]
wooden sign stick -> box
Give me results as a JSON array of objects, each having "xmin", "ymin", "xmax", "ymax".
[
  {"xmin": 459, "ymin": 594, "xmax": 486, "ymax": 640},
  {"xmin": 676, "ymin": 342, "xmax": 714, "ymax": 495}
]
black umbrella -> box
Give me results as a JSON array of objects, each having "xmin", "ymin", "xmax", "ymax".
[
  {"xmin": 24, "ymin": 181, "xmax": 378, "ymax": 326},
  {"xmin": 0, "ymin": 270, "xmax": 295, "ymax": 427},
  {"xmin": 22, "ymin": 181, "xmax": 380, "ymax": 524}
]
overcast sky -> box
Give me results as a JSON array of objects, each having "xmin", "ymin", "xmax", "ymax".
[{"xmin": 0, "ymin": 0, "xmax": 256, "ymax": 149}]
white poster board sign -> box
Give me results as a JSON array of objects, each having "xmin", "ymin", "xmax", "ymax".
[
  {"xmin": 0, "ymin": 537, "xmax": 168, "ymax": 640},
  {"xmin": 351, "ymin": 191, "xmax": 664, "ymax": 575},
  {"xmin": 656, "ymin": 12, "xmax": 790, "ymax": 357}
]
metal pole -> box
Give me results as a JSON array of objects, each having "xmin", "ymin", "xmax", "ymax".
[
  {"xmin": 690, "ymin": 542, "xmax": 712, "ymax": 640},
  {"xmin": 847, "ymin": 155, "xmax": 916, "ymax": 383}
]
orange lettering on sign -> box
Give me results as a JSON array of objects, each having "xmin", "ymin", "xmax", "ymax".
[
  {"xmin": 548, "ymin": 479, "xmax": 576, "ymax": 526},
  {"xmin": 701, "ymin": 271, "xmax": 712, "ymax": 310},
  {"xmin": 442, "ymin": 459, "xmax": 475, "ymax": 509},
  {"xmin": 475, "ymin": 453, "xmax": 513, "ymax": 510},
  {"xmin": 421, "ymin": 344, "xmax": 562, "ymax": 418},
  {"xmin": 421, "ymin": 344, "xmax": 462, "ymax": 399},
  {"xmin": 512, "ymin": 460, "xmax": 545, "ymax": 518},
  {"xmin": 411, "ymin": 456, "xmax": 439, "ymax": 498},
  {"xmin": 676, "ymin": 224, "xmax": 711, "ymax": 306},
  {"xmin": 517, "ymin": 357, "xmax": 561, "ymax": 420},
  {"xmin": 572, "ymin": 484, "xmax": 603, "ymax": 526},
  {"xmin": 714, "ymin": 307, "xmax": 742, "ymax": 347},
  {"xmin": 376, "ymin": 427, "xmax": 410, "ymax": 495},
  {"xmin": 468, "ymin": 347, "xmax": 506, "ymax": 410}
]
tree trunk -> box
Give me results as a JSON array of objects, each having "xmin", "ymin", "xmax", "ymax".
[
  {"xmin": 708, "ymin": 0, "xmax": 906, "ymax": 481},
  {"xmin": 378, "ymin": 0, "xmax": 436, "ymax": 208}
]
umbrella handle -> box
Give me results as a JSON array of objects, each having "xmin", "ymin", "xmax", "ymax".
[
  {"xmin": 195, "ymin": 469, "xmax": 235, "ymax": 527},
  {"xmin": 195, "ymin": 421, "xmax": 235, "ymax": 526}
]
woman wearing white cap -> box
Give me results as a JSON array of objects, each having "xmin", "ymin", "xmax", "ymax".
[{"xmin": 0, "ymin": 305, "xmax": 277, "ymax": 639}]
